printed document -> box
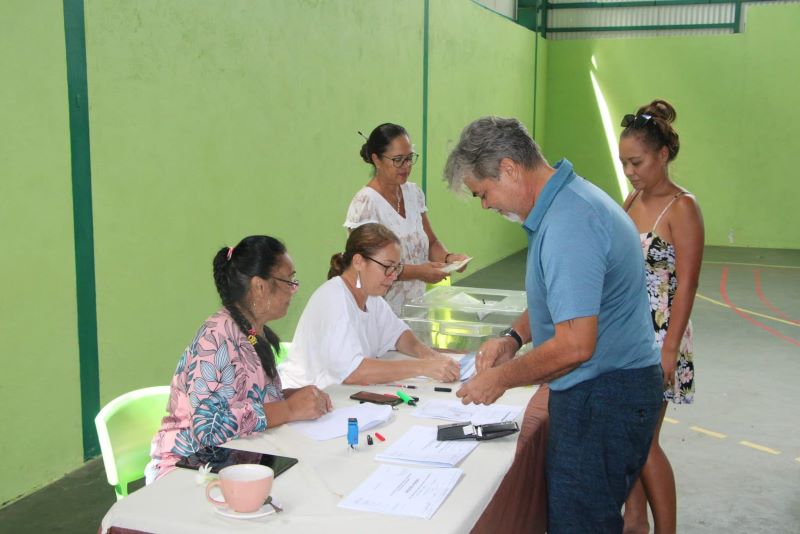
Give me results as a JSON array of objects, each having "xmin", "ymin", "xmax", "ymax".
[
  {"xmin": 375, "ymin": 425, "xmax": 478, "ymax": 467},
  {"xmin": 411, "ymin": 398, "xmax": 526, "ymax": 425},
  {"xmin": 338, "ymin": 464, "xmax": 463, "ymax": 519}
]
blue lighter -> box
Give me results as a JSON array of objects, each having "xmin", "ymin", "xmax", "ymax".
[{"xmin": 347, "ymin": 417, "xmax": 359, "ymax": 450}]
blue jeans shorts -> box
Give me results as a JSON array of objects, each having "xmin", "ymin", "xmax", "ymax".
[{"xmin": 546, "ymin": 364, "xmax": 662, "ymax": 534}]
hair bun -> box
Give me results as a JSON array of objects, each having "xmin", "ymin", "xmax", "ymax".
[
  {"xmin": 640, "ymin": 99, "xmax": 677, "ymax": 124},
  {"xmin": 359, "ymin": 143, "xmax": 371, "ymax": 163}
]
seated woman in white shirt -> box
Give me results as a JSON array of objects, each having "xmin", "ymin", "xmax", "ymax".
[{"xmin": 279, "ymin": 223, "xmax": 459, "ymax": 390}]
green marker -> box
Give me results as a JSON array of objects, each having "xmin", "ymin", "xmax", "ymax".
[{"xmin": 396, "ymin": 390, "xmax": 417, "ymax": 406}]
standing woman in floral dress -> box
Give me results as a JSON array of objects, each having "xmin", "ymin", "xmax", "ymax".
[{"xmin": 619, "ymin": 100, "xmax": 705, "ymax": 534}]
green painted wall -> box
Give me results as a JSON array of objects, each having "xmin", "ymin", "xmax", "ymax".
[
  {"xmin": 544, "ymin": 3, "xmax": 800, "ymax": 249},
  {"xmin": 427, "ymin": 0, "xmax": 541, "ymax": 278},
  {"xmin": 0, "ymin": 2, "xmax": 84, "ymax": 505},
  {"xmin": 83, "ymin": 0, "xmax": 535, "ymax": 403}
]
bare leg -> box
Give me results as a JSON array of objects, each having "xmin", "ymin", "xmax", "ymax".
[
  {"xmin": 623, "ymin": 476, "xmax": 650, "ymax": 534},
  {"xmin": 640, "ymin": 402, "xmax": 676, "ymax": 533},
  {"xmin": 625, "ymin": 402, "xmax": 677, "ymax": 533}
]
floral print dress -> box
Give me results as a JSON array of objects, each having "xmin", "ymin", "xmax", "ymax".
[
  {"xmin": 344, "ymin": 182, "xmax": 430, "ymax": 316},
  {"xmin": 144, "ymin": 308, "xmax": 284, "ymax": 483},
  {"xmin": 635, "ymin": 192, "xmax": 695, "ymax": 404}
]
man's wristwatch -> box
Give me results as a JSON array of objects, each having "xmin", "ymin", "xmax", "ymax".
[{"xmin": 499, "ymin": 327, "xmax": 523, "ymax": 350}]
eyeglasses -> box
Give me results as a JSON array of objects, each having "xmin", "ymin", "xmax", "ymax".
[
  {"xmin": 620, "ymin": 113, "xmax": 653, "ymax": 129},
  {"xmin": 271, "ymin": 276, "xmax": 300, "ymax": 292},
  {"xmin": 381, "ymin": 153, "xmax": 419, "ymax": 168},
  {"xmin": 364, "ymin": 256, "xmax": 404, "ymax": 276}
]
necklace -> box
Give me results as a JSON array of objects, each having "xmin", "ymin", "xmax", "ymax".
[{"xmin": 394, "ymin": 187, "xmax": 402, "ymax": 213}]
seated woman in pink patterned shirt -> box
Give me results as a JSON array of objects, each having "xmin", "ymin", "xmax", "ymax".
[{"xmin": 145, "ymin": 235, "xmax": 332, "ymax": 483}]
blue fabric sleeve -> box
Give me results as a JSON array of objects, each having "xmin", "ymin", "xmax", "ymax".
[{"xmin": 540, "ymin": 207, "xmax": 610, "ymax": 324}]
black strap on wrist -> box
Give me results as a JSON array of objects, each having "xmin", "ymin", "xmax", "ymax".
[{"xmin": 500, "ymin": 327, "xmax": 523, "ymax": 350}]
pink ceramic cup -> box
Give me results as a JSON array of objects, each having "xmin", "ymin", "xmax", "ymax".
[{"xmin": 205, "ymin": 464, "xmax": 274, "ymax": 513}]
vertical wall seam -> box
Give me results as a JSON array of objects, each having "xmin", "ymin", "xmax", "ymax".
[
  {"xmin": 421, "ymin": 0, "xmax": 430, "ymax": 196},
  {"xmin": 63, "ymin": 0, "xmax": 100, "ymax": 460},
  {"xmin": 533, "ymin": 30, "xmax": 539, "ymax": 139}
]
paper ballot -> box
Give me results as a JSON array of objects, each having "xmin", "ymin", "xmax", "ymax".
[
  {"xmin": 439, "ymin": 257, "xmax": 472, "ymax": 274},
  {"xmin": 376, "ymin": 425, "xmax": 478, "ymax": 467},
  {"xmin": 338, "ymin": 464, "xmax": 463, "ymax": 519},
  {"xmin": 411, "ymin": 398, "xmax": 525, "ymax": 426},
  {"xmin": 459, "ymin": 352, "xmax": 477, "ymax": 381},
  {"xmin": 289, "ymin": 403, "xmax": 392, "ymax": 441}
]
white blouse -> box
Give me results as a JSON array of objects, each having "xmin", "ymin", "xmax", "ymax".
[
  {"xmin": 279, "ymin": 277, "xmax": 410, "ymax": 390},
  {"xmin": 344, "ymin": 182, "xmax": 429, "ymax": 315}
]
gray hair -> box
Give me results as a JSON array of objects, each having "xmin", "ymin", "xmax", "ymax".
[{"xmin": 443, "ymin": 117, "xmax": 543, "ymax": 192}]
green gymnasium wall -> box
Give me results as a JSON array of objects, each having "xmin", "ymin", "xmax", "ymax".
[
  {"xmin": 6, "ymin": 0, "xmax": 796, "ymax": 508},
  {"xmin": 84, "ymin": 0, "xmax": 426, "ymax": 402},
  {"xmin": 83, "ymin": 0, "xmax": 538, "ymax": 424},
  {"xmin": 426, "ymin": 0, "xmax": 543, "ymax": 265},
  {"xmin": 543, "ymin": 2, "xmax": 800, "ymax": 249},
  {"xmin": 0, "ymin": 2, "xmax": 84, "ymax": 505},
  {"xmin": 3, "ymin": 0, "xmax": 540, "ymax": 506}
]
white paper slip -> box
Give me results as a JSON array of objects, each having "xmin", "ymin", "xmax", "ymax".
[
  {"xmin": 289, "ymin": 403, "xmax": 391, "ymax": 441},
  {"xmin": 375, "ymin": 425, "xmax": 479, "ymax": 467},
  {"xmin": 338, "ymin": 464, "xmax": 463, "ymax": 519},
  {"xmin": 411, "ymin": 398, "xmax": 526, "ymax": 426},
  {"xmin": 459, "ymin": 352, "xmax": 477, "ymax": 381},
  {"xmin": 439, "ymin": 256, "xmax": 473, "ymax": 274}
]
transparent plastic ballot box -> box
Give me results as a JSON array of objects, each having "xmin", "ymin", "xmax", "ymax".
[{"xmin": 401, "ymin": 286, "xmax": 527, "ymax": 352}]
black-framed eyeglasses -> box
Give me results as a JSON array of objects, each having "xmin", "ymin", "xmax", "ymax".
[
  {"xmin": 271, "ymin": 276, "xmax": 300, "ymax": 292},
  {"xmin": 381, "ymin": 153, "xmax": 419, "ymax": 168},
  {"xmin": 620, "ymin": 113, "xmax": 653, "ymax": 129},
  {"xmin": 364, "ymin": 256, "xmax": 404, "ymax": 276}
]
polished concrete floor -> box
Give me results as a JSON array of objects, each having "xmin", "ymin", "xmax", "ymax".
[{"xmin": 1, "ymin": 246, "xmax": 798, "ymax": 533}]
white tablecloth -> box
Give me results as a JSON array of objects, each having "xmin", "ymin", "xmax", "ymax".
[{"xmin": 101, "ymin": 358, "xmax": 538, "ymax": 534}]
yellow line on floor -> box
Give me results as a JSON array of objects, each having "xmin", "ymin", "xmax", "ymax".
[
  {"xmin": 739, "ymin": 441, "xmax": 781, "ymax": 455},
  {"xmin": 663, "ymin": 417, "xmax": 679, "ymax": 424},
  {"xmin": 703, "ymin": 260, "xmax": 800, "ymax": 270},
  {"xmin": 695, "ymin": 293, "xmax": 800, "ymax": 327},
  {"xmin": 690, "ymin": 426, "xmax": 726, "ymax": 439}
]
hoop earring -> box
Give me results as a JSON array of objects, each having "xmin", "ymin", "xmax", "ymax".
[{"xmin": 356, "ymin": 272, "xmax": 362, "ymax": 289}]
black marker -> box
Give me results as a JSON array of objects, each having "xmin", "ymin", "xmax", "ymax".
[{"xmin": 434, "ymin": 387, "xmax": 452, "ymax": 392}]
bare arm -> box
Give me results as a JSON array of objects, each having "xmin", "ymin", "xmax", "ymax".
[
  {"xmin": 661, "ymin": 195, "xmax": 704, "ymax": 371},
  {"xmin": 476, "ymin": 309, "xmax": 532, "ymax": 371},
  {"xmin": 423, "ymin": 212, "xmax": 450, "ymax": 263},
  {"xmin": 343, "ymin": 330, "xmax": 459, "ymax": 384},
  {"xmin": 458, "ymin": 316, "xmax": 597, "ymax": 405},
  {"xmin": 263, "ymin": 385, "xmax": 332, "ymax": 425}
]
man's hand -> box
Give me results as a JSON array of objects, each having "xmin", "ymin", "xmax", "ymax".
[
  {"xmin": 475, "ymin": 337, "xmax": 517, "ymax": 372},
  {"xmin": 456, "ymin": 368, "xmax": 507, "ymax": 405}
]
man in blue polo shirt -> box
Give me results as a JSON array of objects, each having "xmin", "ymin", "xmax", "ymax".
[{"xmin": 444, "ymin": 117, "xmax": 662, "ymax": 533}]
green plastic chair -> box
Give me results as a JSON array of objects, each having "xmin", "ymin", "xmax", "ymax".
[
  {"xmin": 275, "ymin": 341, "xmax": 291, "ymax": 365},
  {"xmin": 94, "ymin": 386, "xmax": 170, "ymax": 500}
]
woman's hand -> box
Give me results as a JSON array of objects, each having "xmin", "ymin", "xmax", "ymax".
[
  {"xmin": 285, "ymin": 385, "xmax": 332, "ymax": 421},
  {"xmin": 661, "ymin": 347, "xmax": 678, "ymax": 389},
  {"xmin": 475, "ymin": 337, "xmax": 518, "ymax": 372},
  {"xmin": 416, "ymin": 262, "xmax": 449, "ymax": 284},
  {"xmin": 445, "ymin": 253, "xmax": 470, "ymax": 273},
  {"xmin": 421, "ymin": 356, "xmax": 460, "ymax": 382}
]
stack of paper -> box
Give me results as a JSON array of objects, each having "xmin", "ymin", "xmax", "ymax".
[
  {"xmin": 411, "ymin": 398, "xmax": 525, "ymax": 425},
  {"xmin": 375, "ymin": 425, "xmax": 478, "ymax": 467},
  {"xmin": 288, "ymin": 403, "xmax": 392, "ymax": 441},
  {"xmin": 338, "ymin": 464, "xmax": 463, "ymax": 519}
]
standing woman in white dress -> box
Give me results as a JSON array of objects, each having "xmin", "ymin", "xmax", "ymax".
[{"xmin": 345, "ymin": 123, "xmax": 470, "ymax": 315}]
